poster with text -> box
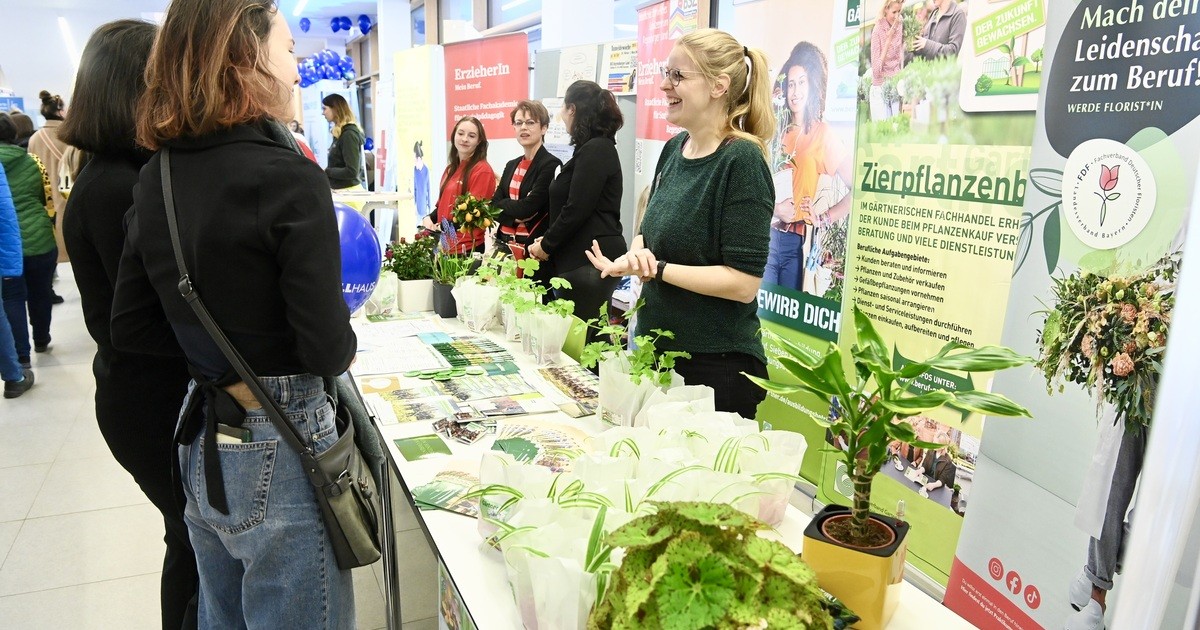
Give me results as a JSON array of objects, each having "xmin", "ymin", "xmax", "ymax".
[
  {"xmin": 945, "ymin": 1, "xmax": 1198, "ymax": 627},
  {"xmin": 443, "ymin": 33, "xmax": 529, "ymax": 141},
  {"xmin": 557, "ymin": 44, "xmax": 599, "ymax": 96},
  {"xmin": 825, "ymin": 0, "xmax": 1043, "ymax": 584},
  {"xmin": 395, "ymin": 46, "xmax": 443, "ymax": 230},
  {"xmin": 602, "ymin": 41, "xmax": 639, "ymax": 94}
]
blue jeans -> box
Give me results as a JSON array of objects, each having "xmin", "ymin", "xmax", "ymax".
[
  {"xmin": 0, "ymin": 280, "xmax": 20, "ymax": 382},
  {"xmin": 179, "ymin": 374, "xmax": 355, "ymax": 629},
  {"xmin": 764, "ymin": 229, "xmax": 804, "ymax": 291},
  {"xmin": 2, "ymin": 248, "xmax": 57, "ymax": 359}
]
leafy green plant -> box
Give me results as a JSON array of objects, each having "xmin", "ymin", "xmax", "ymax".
[
  {"xmin": 746, "ymin": 306, "xmax": 1032, "ymax": 544},
  {"xmin": 432, "ymin": 252, "xmax": 474, "ymax": 285},
  {"xmin": 543, "ymin": 277, "xmax": 575, "ymax": 318},
  {"xmin": 588, "ymin": 501, "xmax": 855, "ymax": 630},
  {"xmin": 1031, "ymin": 47, "xmax": 1044, "ymax": 72},
  {"xmin": 975, "ymin": 74, "xmax": 993, "ymax": 95},
  {"xmin": 383, "ymin": 235, "xmax": 437, "ymax": 280},
  {"xmin": 580, "ymin": 302, "xmax": 690, "ymax": 388}
]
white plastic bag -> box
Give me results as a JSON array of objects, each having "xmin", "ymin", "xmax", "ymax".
[
  {"xmin": 597, "ymin": 354, "xmax": 683, "ymax": 427},
  {"xmin": 366, "ymin": 271, "xmax": 398, "ymax": 315},
  {"xmin": 451, "ymin": 279, "xmax": 501, "ymax": 332},
  {"xmin": 528, "ymin": 311, "xmax": 572, "ymax": 366},
  {"xmin": 634, "ymin": 384, "xmax": 716, "ymax": 427}
]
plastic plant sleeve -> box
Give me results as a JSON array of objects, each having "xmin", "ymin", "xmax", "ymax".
[
  {"xmin": 632, "ymin": 384, "xmax": 717, "ymax": 427},
  {"xmin": 366, "ymin": 270, "xmax": 398, "ymax": 315},
  {"xmin": 528, "ymin": 311, "xmax": 572, "ymax": 366}
]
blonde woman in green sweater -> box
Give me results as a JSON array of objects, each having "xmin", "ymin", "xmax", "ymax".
[{"xmin": 586, "ymin": 28, "xmax": 775, "ymax": 419}]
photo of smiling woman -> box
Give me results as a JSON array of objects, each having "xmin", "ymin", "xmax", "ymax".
[
  {"xmin": 765, "ymin": 41, "xmax": 852, "ymax": 296},
  {"xmin": 423, "ymin": 116, "xmax": 496, "ymax": 253},
  {"xmin": 587, "ymin": 29, "xmax": 776, "ymax": 419}
]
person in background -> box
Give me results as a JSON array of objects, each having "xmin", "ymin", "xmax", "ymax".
[
  {"xmin": 0, "ymin": 112, "xmax": 57, "ymax": 367},
  {"xmin": 529, "ymin": 80, "xmax": 626, "ymax": 327},
  {"xmin": 288, "ymin": 119, "xmax": 304, "ymax": 134},
  {"xmin": 869, "ymin": 1, "xmax": 904, "ymax": 120},
  {"xmin": 112, "ymin": 0, "xmax": 357, "ymax": 626},
  {"xmin": 9, "ymin": 112, "xmax": 34, "ymax": 149},
  {"xmin": 913, "ymin": 0, "xmax": 965, "ymax": 60},
  {"xmin": 0, "ymin": 166, "xmax": 34, "ymax": 398},
  {"xmin": 321, "ymin": 93, "xmax": 364, "ymax": 191},
  {"xmin": 492, "ymin": 100, "xmax": 562, "ymax": 288},
  {"xmin": 916, "ymin": 433, "xmax": 956, "ymax": 497},
  {"xmin": 412, "ymin": 140, "xmax": 430, "ymax": 226},
  {"xmin": 586, "ymin": 29, "xmax": 775, "ymax": 419},
  {"xmin": 422, "ymin": 116, "xmax": 495, "ymax": 253},
  {"xmin": 28, "ymin": 91, "xmax": 71, "ymax": 273},
  {"xmin": 59, "ymin": 19, "xmax": 199, "ymax": 628}
]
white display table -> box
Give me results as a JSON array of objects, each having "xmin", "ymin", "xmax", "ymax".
[{"xmin": 351, "ymin": 314, "xmax": 976, "ymax": 629}]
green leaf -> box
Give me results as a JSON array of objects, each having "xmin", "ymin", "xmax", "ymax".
[
  {"xmin": 1044, "ymin": 204, "xmax": 1061, "ymax": 274},
  {"xmin": 655, "ymin": 553, "xmax": 736, "ymax": 630},
  {"xmin": 1028, "ymin": 168, "xmax": 1063, "ymax": 198},
  {"xmin": 607, "ymin": 514, "xmax": 676, "ymax": 549},
  {"xmin": 853, "ymin": 306, "xmax": 888, "ymax": 367},
  {"xmin": 998, "ymin": 43, "xmax": 1012, "ymax": 54},
  {"xmin": 743, "ymin": 373, "xmax": 809, "ymax": 397},
  {"xmin": 879, "ymin": 390, "xmax": 953, "ymax": 414},
  {"xmin": 947, "ymin": 390, "xmax": 1031, "ymax": 418},
  {"xmin": 652, "ymin": 501, "xmax": 768, "ymax": 533},
  {"xmin": 883, "ymin": 420, "xmax": 918, "ymax": 442},
  {"xmin": 923, "ymin": 345, "xmax": 1032, "ymax": 372},
  {"xmin": 777, "ymin": 356, "xmax": 841, "ymax": 398}
]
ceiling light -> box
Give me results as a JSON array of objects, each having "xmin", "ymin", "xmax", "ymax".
[
  {"xmin": 57, "ymin": 17, "xmax": 79, "ymax": 71},
  {"xmin": 292, "ymin": 0, "xmax": 309, "ymax": 17}
]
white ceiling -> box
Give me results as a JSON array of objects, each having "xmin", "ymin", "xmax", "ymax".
[{"xmin": 0, "ymin": 0, "xmax": 379, "ymax": 36}]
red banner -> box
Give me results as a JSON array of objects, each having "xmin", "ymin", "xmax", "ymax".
[
  {"xmin": 635, "ymin": 1, "xmax": 681, "ymax": 142},
  {"xmin": 443, "ymin": 33, "xmax": 529, "ymax": 140},
  {"xmin": 945, "ymin": 557, "xmax": 1044, "ymax": 630}
]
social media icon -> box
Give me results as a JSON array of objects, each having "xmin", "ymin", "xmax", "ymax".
[
  {"xmin": 1006, "ymin": 571, "xmax": 1022, "ymax": 595},
  {"xmin": 1024, "ymin": 585, "xmax": 1041, "ymax": 610},
  {"xmin": 988, "ymin": 557, "xmax": 1004, "ymax": 581}
]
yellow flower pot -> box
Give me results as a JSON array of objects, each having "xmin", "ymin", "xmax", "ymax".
[{"xmin": 802, "ymin": 504, "xmax": 909, "ymax": 630}]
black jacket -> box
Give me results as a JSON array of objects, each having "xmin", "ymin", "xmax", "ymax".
[
  {"xmin": 111, "ymin": 123, "xmax": 356, "ymax": 382},
  {"xmin": 326, "ymin": 122, "xmax": 365, "ymax": 189},
  {"xmin": 543, "ymin": 137, "xmax": 626, "ymax": 273},
  {"xmin": 491, "ymin": 145, "xmax": 562, "ymax": 244}
]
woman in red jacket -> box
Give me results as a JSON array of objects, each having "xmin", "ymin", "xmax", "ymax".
[{"xmin": 421, "ymin": 116, "xmax": 496, "ymax": 253}]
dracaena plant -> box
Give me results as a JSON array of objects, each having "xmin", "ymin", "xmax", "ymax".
[{"xmin": 746, "ymin": 306, "xmax": 1032, "ymax": 545}]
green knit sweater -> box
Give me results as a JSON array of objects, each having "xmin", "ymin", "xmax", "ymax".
[
  {"xmin": 637, "ymin": 133, "xmax": 773, "ymax": 363},
  {"xmin": 0, "ymin": 144, "xmax": 55, "ymax": 256}
]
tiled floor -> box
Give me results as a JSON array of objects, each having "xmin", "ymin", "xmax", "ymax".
[{"xmin": 0, "ymin": 266, "xmax": 396, "ymax": 629}]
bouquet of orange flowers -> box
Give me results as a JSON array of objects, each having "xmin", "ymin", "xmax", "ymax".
[{"xmin": 451, "ymin": 192, "xmax": 500, "ymax": 233}]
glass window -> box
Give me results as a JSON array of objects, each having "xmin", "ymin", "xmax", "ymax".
[
  {"xmin": 613, "ymin": 0, "xmax": 638, "ymax": 40},
  {"xmin": 441, "ymin": 0, "xmax": 480, "ymax": 43},
  {"xmin": 411, "ymin": 5, "xmax": 426, "ymax": 46},
  {"xmin": 490, "ymin": 0, "xmax": 542, "ymax": 25}
]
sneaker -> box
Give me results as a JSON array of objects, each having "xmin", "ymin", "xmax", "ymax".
[
  {"xmin": 892, "ymin": 455, "xmax": 905, "ymax": 471},
  {"xmin": 51, "ymin": 292, "xmax": 64, "ymax": 305},
  {"xmin": 3, "ymin": 369, "xmax": 35, "ymax": 399},
  {"xmin": 1069, "ymin": 571, "xmax": 1093, "ymax": 611},
  {"xmin": 34, "ymin": 342, "xmax": 50, "ymax": 353},
  {"xmin": 1064, "ymin": 599, "xmax": 1104, "ymax": 630}
]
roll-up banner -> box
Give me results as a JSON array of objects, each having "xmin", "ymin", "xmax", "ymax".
[{"xmin": 945, "ymin": 1, "xmax": 1198, "ymax": 627}]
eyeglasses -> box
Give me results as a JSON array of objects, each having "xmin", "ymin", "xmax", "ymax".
[
  {"xmin": 661, "ymin": 67, "xmax": 702, "ymax": 87},
  {"xmin": 512, "ymin": 119, "xmax": 541, "ymax": 128}
]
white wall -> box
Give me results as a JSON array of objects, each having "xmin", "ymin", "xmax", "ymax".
[{"xmin": 0, "ymin": 7, "xmax": 162, "ymax": 120}]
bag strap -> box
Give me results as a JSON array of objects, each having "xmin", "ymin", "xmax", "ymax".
[{"xmin": 159, "ymin": 149, "xmax": 314, "ymax": 460}]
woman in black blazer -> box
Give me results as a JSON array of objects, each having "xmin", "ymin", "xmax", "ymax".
[
  {"xmin": 529, "ymin": 81, "xmax": 627, "ymax": 325},
  {"xmin": 58, "ymin": 20, "xmax": 198, "ymax": 629},
  {"xmin": 492, "ymin": 100, "xmax": 562, "ymax": 288}
]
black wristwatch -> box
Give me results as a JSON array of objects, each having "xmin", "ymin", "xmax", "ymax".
[{"xmin": 654, "ymin": 260, "xmax": 667, "ymax": 282}]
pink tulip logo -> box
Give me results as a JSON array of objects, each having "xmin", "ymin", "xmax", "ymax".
[{"xmin": 1095, "ymin": 164, "xmax": 1120, "ymax": 226}]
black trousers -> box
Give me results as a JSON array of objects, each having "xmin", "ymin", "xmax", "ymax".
[
  {"xmin": 671, "ymin": 351, "xmax": 769, "ymax": 420},
  {"xmin": 93, "ymin": 349, "xmax": 198, "ymax": 630}
]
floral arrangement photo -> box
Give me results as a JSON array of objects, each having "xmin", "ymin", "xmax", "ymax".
[{"xmin": 1036, "ymin": 252, "xmax": 1180, "ymax": 429}]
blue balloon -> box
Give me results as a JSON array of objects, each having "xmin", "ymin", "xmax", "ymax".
[
  {"xmin": 340, "ymin": 16, "xmax": 353, "ymax": 31},
  {"xmin": 358, "ymin": 14, "xmax": 371, "ymax": 26},
  {"xmin": 364, "ymin": 137, "xmax": 374, "ymax": 151},
  {"xmin": 324, "ymin": 66, "xmax": 337, "ymax": 80},
  {"xmin": 342, "ymin": 69, "xmax": 356, "ymax": 81},
  {"xmin": 339, "ymin": 56, "xmax": 354, "ymax": 72},
  {"xmin": 360, "ymin": 23, "xmax": 371, "ymax": 35},
  {"xmin": 330, "ymin": 18, "xmax": 341, "ymax": 32},
  {"xmin": 299, "ymin": 17, "xmax": 310, "ymax": 32},
  {"xmin": 334, "ymin": 202, "xmax": 381, "ymax": 313}
]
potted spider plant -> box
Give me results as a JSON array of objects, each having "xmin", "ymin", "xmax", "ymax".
[{"xmin": 746, "ymin": 306, "xmax": 1031, "ymax": 629}]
